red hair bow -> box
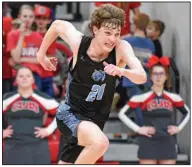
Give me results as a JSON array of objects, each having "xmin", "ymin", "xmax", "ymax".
[{"xmin": 146, "ymin": 55, "xmax": 170, "ymax": 68}]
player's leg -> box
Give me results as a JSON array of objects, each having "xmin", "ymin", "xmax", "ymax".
[
  {"xmin": 75, "ymin": 121, "xmax": 109, "ymax": 164},
  {"xmin": 57, "ymin": 135, "xmax": 84, "ymax": 164},
  {"xmin": 58, "ymin": 160, "xmax": 72, "ymax": 164},
  {"xmin": 57, "ymin": 137, "xmax": 73, "ymax": 164},
  {"xmin": 56, "ymin": 103, "xmax": 109, "ymax": 164},
  {"xmin": 139, "ymin": 159, "xmax": 157, "ymax": 164},
  {"xmin": 158, "ymin": 159, "xmax": 176, "ymax": 164}
]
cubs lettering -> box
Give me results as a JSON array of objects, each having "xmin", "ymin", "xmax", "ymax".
[
  {"xmin": 147, "ymin": 99, "xmax": 173, "ymax": 111},
  {"xmin": 12, "ymin": 101, "xmax": 39, "ymax": 113}
]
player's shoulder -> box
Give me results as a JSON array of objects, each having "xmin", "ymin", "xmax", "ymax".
[
  {"xmin": 81, "ymin": 35, "xmax": 93, "ymax": 44},
  {"xmin": 117, "ymin": 39, "xmax": 132, "ymax": 48},
  {"xmin": 163, "ymin": 90, "xmax": 183, "ymax": 102},
  {"xmin": 115, "ymin": 39, "xmax": 132, "ymax": 57}
]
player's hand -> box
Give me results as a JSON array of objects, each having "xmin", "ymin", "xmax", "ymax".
[
  {"xmin": 34, "ymin": 127, "xmax": 49, "ymax": 139},
  {"xmin": 3, "ymin": 125, "xmax": 14, "ymax": 139},
  {"xmin": 137, "ymin": 126, "xmax": 156, "ymax": 138},
  {"xmin": 37, "ymin": 54, "xmax": 58, "ymax": 71},
  {"xmin": 167, "ymin": 125, "xmax": 180, "ymax": 135},
  {"xmin": 103, "ymin": 61, "xmax": 123, "ymax": 77}
]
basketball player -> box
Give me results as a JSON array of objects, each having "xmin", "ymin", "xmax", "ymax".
[{"xmin": 37, "ymin": 4, "xmax": 147, "ymax": 164}]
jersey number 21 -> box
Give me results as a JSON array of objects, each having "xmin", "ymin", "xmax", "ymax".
[{"xmin": 85, "ymin": 84, "xmax": 106, "ymax": 102}]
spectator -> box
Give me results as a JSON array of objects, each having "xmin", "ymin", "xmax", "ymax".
[
  {"xmin": 6, "ymin": 4, "xmax": 47, "ymax": 93},
  {"xmin": 3, "ymin": 67, "xmax": 59, "ymax": 164},
  {"xmin": 95, "ymin": 2, "xmax": 141, "ymax": 37},
  {"xmin": 146, "ymin": 20, "xmax": 165, "ymax": 58},
  {"xmin": 119, "ymin": 56, "xmax": 190, "ymax": 164},
  {"xmin": 3, "ymin": 16, "xmax": 14, "ymax": 95},
  {"xmin": 124, "ymin": 13, "xmax": 155, "ymax": 66}
]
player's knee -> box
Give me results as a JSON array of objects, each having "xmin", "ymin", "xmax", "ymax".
[
  {"xmin": 58, "ymin": 160, "xmax": 73, "ymax": 164},
  {"xmin": 92, "ymin": 135, "xmax": 109, "ymax": 153}
]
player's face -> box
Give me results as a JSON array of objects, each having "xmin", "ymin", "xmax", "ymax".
[
  {"xmin": 16, "ymin": 68, "xmax": 35, "ymax": 89},
  {"xmin": 35, "ymin": 16, "xmax": 50, "ymax": 29},
  {"xmin": 94, "ymin": 25, "xmax": 121, "ymax": 52},
  {"xmin": 19, "ymin": 8, "xmax": 35, "ymax": 29},
  {"xmin": 151, "ymin": 66, "xmax": 167, "ymax": 87}
]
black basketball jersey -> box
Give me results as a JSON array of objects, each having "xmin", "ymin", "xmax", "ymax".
[{"xmin": 65, "ymin": 36, "xmax": 117, "ymax": 121}]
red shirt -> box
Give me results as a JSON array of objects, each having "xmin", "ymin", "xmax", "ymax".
[
  {"xmin": 7, "ymin": 30, "xmax": 44, "ymax": 77},
  {"xmin": 95, "ymin": 2, "xmax": 141, "ymax": 36},
  {"xmin": 3, "ymin": 35, "xmax": 12, "ymax": 79},
  {"xmin": 3, "ymin": 16, "xmax": 13, "ymax": 79}
]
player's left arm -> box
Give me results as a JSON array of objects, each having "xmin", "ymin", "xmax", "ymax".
[{"xmin": 117, "ymin": 40, "xmax": 147, "ymax": 84}]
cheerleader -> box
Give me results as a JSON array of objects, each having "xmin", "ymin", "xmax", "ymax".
[
  {"xmin": 118, "ymin": 56, "xmax": 190, "ymax": 164},
  {"xmin": 3, "ymin": 67, "xmax": 58, "ymax": 164}
]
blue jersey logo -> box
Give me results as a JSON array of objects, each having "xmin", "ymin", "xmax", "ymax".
[{"xmin": 91, "ymin": 70, "xmax": 106, "ymax": 82}]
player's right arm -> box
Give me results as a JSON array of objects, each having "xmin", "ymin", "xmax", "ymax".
[{"xmin": 37, "ymin": 20, "xmax": 83, "ymax": 71}]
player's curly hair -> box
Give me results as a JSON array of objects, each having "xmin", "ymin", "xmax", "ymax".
[{"xmin": 89, "ymin": 4, "xmax": 125, "ymax": 34}]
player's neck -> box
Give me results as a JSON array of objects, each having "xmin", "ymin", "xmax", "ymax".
[
  {"xmin": 18, "ymin": 88, "xmax": 34, "ymax": 98},
  {"xmin": 89, "ymin": 38, "xmax": 108, "ymax": 57}
]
